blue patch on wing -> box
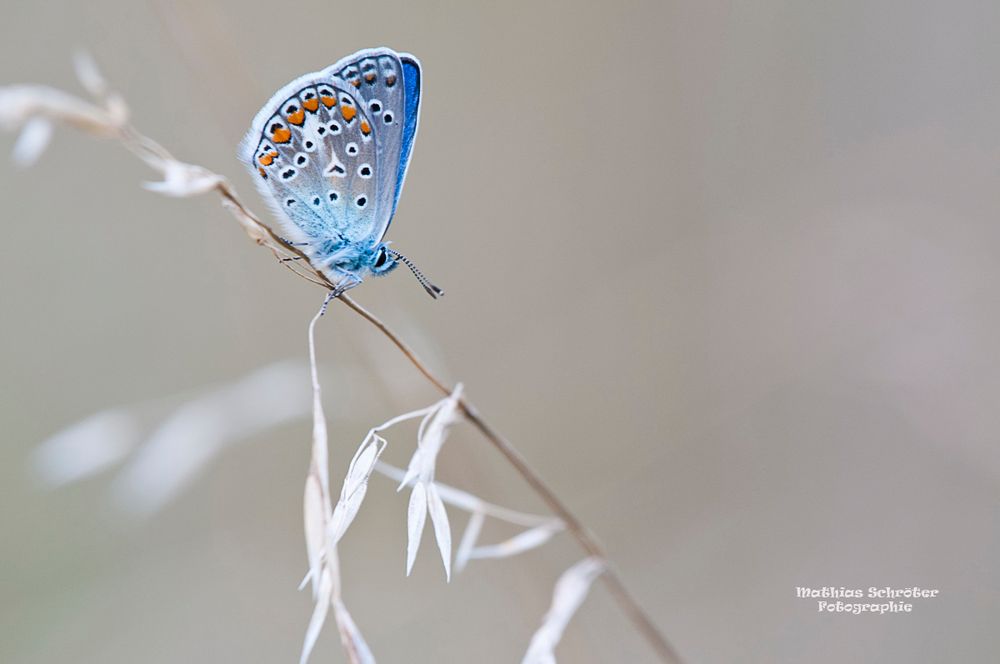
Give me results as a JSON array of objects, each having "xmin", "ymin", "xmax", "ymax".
[{"xmin": 390, "ymin": 57, "xmax": 421, "ymax": 220}]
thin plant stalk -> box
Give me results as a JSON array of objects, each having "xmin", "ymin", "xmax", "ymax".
[
  {"xmin": 337, "ymin": 294, "xmax": 683, "ymax": 664},
  {"xmin": 0, "ymin": 65, "xmax": 683, "ymax": 664}
]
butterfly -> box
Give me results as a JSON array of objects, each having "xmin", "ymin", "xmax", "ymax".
[{"xmin": 239, "ymin": 47, "xmax": 442, "ymax": 298}]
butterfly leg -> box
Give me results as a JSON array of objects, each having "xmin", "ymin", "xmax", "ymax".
[
  {"xmin": 318, "ymin": 274, "xmax": 362, "ymax": 315},
  {"xmin": 330, "ymin": 272, "xmax": 362, "ymax": 298},
  {"xmin": 319, "ymin": 289, "xmax": 338, "ymax": 316}
]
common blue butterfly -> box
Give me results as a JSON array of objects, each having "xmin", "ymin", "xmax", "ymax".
[{"xmin": 239, "ymin": 47, "xmax": 442, "ymax": 298}]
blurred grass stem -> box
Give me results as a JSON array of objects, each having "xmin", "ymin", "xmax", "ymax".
[
  {"xmin": 337, "ymin": 294, "xmax": 683, "ymax": 664},
  {"xmin": 0, "ymin": 63, "xmax": 682, "ymax": 664}
]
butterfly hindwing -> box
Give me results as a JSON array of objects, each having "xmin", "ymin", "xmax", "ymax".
[
  {"xmin": 240, "ymin": 77, "xmax": 380, "ymax": 250},
  {"xmin": 327, "ymin": 48, "xmax": 422, "ymax": 241}
]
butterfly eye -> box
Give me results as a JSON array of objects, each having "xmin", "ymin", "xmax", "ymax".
[{"xmin": 374, "ymin": 247, "xmax": 388, "ymax": 268}]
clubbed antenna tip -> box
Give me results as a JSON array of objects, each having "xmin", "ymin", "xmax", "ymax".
[{"xmin": 388, "ymin": 249, "xmax": 444, "ymax": 299}]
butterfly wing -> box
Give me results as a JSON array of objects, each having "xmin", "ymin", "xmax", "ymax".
[
  {"xmin": 326, "ymin": 48, "xmax": 422, "ymax": 242},
  {"xmin": 239, "ymin": 75, "xmax": 380, "ymax": 251}
]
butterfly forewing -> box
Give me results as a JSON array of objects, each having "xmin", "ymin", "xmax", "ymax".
[
  {"xmin": 327, "ymin": 49, "xmax": 421, "ymax": 241},
  {"xmin": 242, "ymin": 79, "xmax": 380, "ymax": 251}
]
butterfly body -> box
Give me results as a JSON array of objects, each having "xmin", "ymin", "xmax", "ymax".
[{"xmin": 240, "ymin": 48, "xmax": 431, "ymax": 295}]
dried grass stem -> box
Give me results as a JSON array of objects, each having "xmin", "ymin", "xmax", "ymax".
[
  {"xmin": 1, "ymin": 63, "xmax": 682, "ymax": 664},
  {"xmin": 338, "ymin": 295, "xmax": 683, "ymax": 664}
]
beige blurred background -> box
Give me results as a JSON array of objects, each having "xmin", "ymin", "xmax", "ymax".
[{"xmin": 2, "ymin": 1, "xmax": 999, "ymax": 662}]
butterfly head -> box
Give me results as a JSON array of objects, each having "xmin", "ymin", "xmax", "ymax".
[
  {"xmin": 367, "ymin": 243, "xmax": 444, "ymax": 299},
  {"xmin": 370, "ymin": 243, "xmax": 399, "ymax": 276}
]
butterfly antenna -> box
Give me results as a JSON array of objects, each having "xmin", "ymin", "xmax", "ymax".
[{"xmin": 388, "ymin": 249, "xmax": 444, "ymax": 299}]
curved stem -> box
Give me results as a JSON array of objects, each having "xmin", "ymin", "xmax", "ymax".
[
  {"xmin": 338, "ymin": 294, "xmax": 683, "ymax": 664},
  {"xmin": 0, "ymin": 63, "xmax": 680, "ymax": 663}
]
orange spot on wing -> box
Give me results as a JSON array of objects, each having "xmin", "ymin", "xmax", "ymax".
[
  {"xmin": 341, "ymin": 105, "xmax": 357, "ymax": 122},
  {"xmin": 258, "ymin": 153, "xmax": 273, "ymax": 166},
  {"xmin": 272, "ymin": 127, "xmax": 291, "ymax": 143},
  {"xmin": 364, "ymin": 72, "xmax": 376, "ymax": 83},
  {"xmin": 385, "ymin": 74, "xmax": 397, "ymax": 86},
  {"xmin": 302, "ymin": 98, "xmax": 319, "ymax": 112},
  {"xmin": 351, "ymin": 80, "xmax": 361, "ymax": 88},
  {"xmin": 320, "ymin": 95, "xmax": 336, "ymax": 108},
  {"xmin": 287, "ymin": 109, "xmax": 305, "ymax": 125},
  {"xmin": 258, "ymin": 167, "xmax": 267, "ymax": 178},
  {"xmin": 360, "ymin": 120, "xmax": 371, "ymax": 135}
]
